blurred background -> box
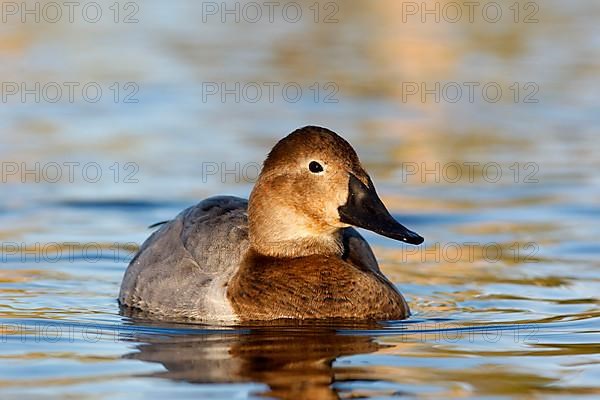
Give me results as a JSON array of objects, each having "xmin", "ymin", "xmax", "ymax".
[{"xmin": 0, "ymin": 0, "xmax": 599, "ymax": 398}]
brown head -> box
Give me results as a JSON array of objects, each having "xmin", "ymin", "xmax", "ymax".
[{"xmin": 248, "ymin": 126, "xmax": 424, "ymax": 257}]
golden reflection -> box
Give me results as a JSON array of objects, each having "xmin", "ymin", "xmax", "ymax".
[{"xmin": 123, "ymin": 322, "xmax": 381, "ymax": 400}]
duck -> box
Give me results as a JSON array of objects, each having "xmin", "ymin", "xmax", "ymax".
[{"xmin": 119, "ymin": 126, "xmax": 424, "ymax": 322}]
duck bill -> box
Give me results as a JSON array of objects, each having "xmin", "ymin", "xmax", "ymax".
[{"xmin": 338, "ymin": 174, "xmax": 424, "ymax": 245}]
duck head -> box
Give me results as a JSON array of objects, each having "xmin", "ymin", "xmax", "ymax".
[{"xmin": 248, "ymin": 126, "xmax": 424, "ymax": 258}]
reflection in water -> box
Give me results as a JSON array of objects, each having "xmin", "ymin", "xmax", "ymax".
[
  {"xmin": 117, "ymin": 316, "xmax": 600, "ymax": 398},
  {"xmin": 124, "ymin": 321, "xmax": 380, "ymax": 400}
]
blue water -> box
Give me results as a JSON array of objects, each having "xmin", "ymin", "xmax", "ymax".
[{"xmin": 1, "ymin": 0, "xmax": 599, "ymax": 398}]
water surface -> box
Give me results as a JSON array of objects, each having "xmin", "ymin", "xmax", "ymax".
[{"xmin": 1, "ymin": 0, "xmax": 599, "ymax": 398}]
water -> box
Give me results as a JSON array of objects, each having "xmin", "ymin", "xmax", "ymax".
[{"xmin": 1, "ymin": 0, "xmax": 599, "ymax": 398}]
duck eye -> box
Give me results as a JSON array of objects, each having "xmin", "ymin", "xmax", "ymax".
[{"xmin": 309, "ymin": 161, "xmax": 324, "ymax": 173}]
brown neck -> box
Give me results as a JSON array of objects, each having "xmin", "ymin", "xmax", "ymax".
[
  {"xmin": 249, "ymin": 229, "xmax": 344, "ymax": 258},
  {"xmin": 248, "ymin": 184, "xmax": 344, "ymax": 258}
]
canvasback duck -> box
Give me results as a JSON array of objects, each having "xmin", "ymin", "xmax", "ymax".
[{"xmin": 119, "ymin": 126, "xmax": 424, "ymax": 322}]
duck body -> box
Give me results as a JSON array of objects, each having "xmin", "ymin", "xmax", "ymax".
[
  {"xmin": 119, "ymin": 196, "xmax": 408, "ymax": 321},
  {"xmin": 119, "ymin": 126, "xmax": 423, "ymax": 322},
  {"xmin": 119, "ymin": 196, "xmax": 248, "ymax": 321}
]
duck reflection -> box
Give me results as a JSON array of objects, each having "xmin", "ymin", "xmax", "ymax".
[{"xmin": 123, "ymin": 319, "xmax": 382, "ymax": 400}]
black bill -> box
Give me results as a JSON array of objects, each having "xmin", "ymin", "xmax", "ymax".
[{"xmin": 338, "ymin": 174, "xmax": 424, "ymax": 245}]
